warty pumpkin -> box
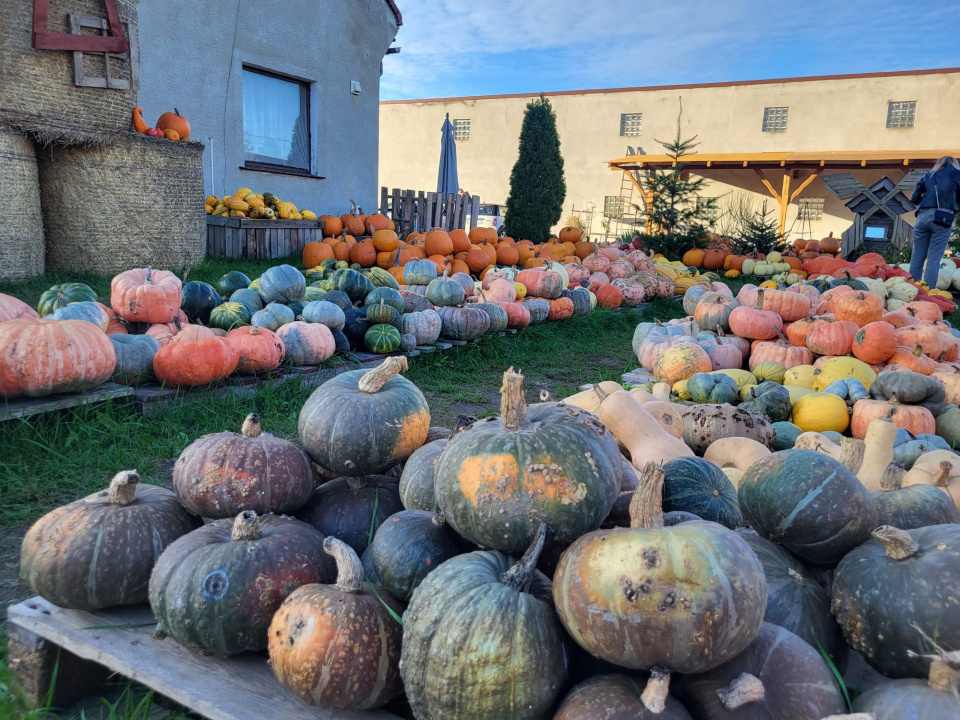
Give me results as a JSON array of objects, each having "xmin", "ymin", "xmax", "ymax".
[
  {"xmin": 225, "ymin": 325, "xmax": 284, "ymax": 374},
  {"xmin": 554, "ymin": 463, "xmax": 767, "ymax": 688},
  {"xmin": 21, "ymin": 470, "xmax": 199, "ymax": 610}
]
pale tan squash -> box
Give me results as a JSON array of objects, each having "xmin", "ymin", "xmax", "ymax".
[
  {"xmin": 902, "ymin": 450, "xmax": 960, "ymax": 509},
  {"xmin": 628, "ymin": 388, "xmax": 657, "ymax": 404},
  {"xmin": 562, "ymin": 381, "xmax": 623, "ymax": 414},
  {"xmin": 855, "ymin": 407, "xmax": 898, "ymax": 491},
  {"xmin": 722, "ymin": 467, "xmax": 745, "ymax": 489},
  {"xmin": 640, "ymin": 400, "xmax": 685, "ymax": 439},
  {"xmin": 651, "ymin": 382, "xmax": 672, "ymax": 402},
  {"xmin": 703, "ymin": 437, "xmax": 770, "ymax": 472},
  {"xmin": 594, "ymin": 389, "xmax": 693, "ymax": 468},
  {"xmin": 793, "ymin": 432, "xmax": 865, "ymax": 473}
]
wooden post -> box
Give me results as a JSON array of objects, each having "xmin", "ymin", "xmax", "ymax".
[
  {"xmin": 380, "ymin": 186, "xmax": 388, "ymax": 215},
  {"xmin": 470, "ymin": 194, "xmax": 480, "ymax": 230},
  {"xmin": 779, "ymin": 172, "xmax": 791, "ymax": 236}
]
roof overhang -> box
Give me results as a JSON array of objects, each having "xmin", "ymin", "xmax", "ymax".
[{"xmin": 607, "ymin": 150, "xmax": 960, "ymax": 172}]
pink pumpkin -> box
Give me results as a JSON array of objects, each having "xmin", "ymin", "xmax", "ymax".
[
  {"xmin": 588, "ymin": 272, "xmax": 610, "ymax": 287},
  {"xmin": 276, "ymin": 321, "xmax": 334, "ymax": 365},
  {"xmin": 607, "ymin": 260, "xmax": 634, "ymax": 280},
  {"xmin": 582, "ymin": 254, "xmax": 611, "ymax": 274}
]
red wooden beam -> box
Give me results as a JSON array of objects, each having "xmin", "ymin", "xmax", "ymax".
[{"xmin": 32, "ymin": 0, "xmax": 130, "ymax": 53}]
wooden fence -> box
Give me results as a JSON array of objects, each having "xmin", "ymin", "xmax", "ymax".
[{"xmin": 380, "ymin": 188, "xmax": 480, "ymax": 237}]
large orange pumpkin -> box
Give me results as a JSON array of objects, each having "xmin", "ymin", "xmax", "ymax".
[
  {"xmin": 340, "ymin": 214, "xmax": 365, "ymax": 236},
  {"xmin": 349, "ymin": 241, "xmax": 378, "ymax": 268},
  {"xmin": 806, "ymin": 319, "xmax": 859, "ymax": 356},
  {"xmin": 156, "ymin": 108, "xmax": 190, "ymax": 139},
  {"xmin": 851, "ymin": 397, "xmax": 935, "ymax": 439},
  {"xmin": 226, "ymin": 326, "xmax": 285, "ymax": 374},
  {"xmin": 833, "ymin": 291, "xmax": 884, "ymax": 327},
  {"xmin": 110, "ymin": 267, "xmax": 183, "ymax": 325},
  {"xmin": 424, "ymin": 230, "xmax": 454, "ymax": 257},
  {"xmin": 0, "ymin": 319, "xmax": 116, "ymax": 398},
  {"xmin": 496, "ymin": 243, "xmax": 520, "ymax": 266},
  {"xmin": 851, "ymin": 321, "xmax": 898, "ymax": 364},
  {"xmin": 819, "ymin": 236, "xmax": 840, "ymax": 254},
  {"xmin": 702, "ymin": 249, "xmax": 726, "ymax": 271},
  {"xmin": 449, "ymin": 229, "xmax": 471, "ymax": 253},
  {"xmin": 371, "ymin": 229, "xmax": 400, "ymax": 252},
  {"xmin": 682, "ymin": 249, "xmax": 706, "ymax": 267},
  {"xmin": 302, "ymin": 241, "xmax": 334, "ymax": 269},
  {"xmin": 154, "ymin": 336, "xmax": 239, "ymax": 387},
  {"xmin": 465, "ymin": 248, "xmax": 490, "ymax": 273},
  {"xmin": 322, "ymin": 216, "xmax": 343, "ymax": 238},
  {"xmin": 365, "ymin": 213, "xmax": 394, "ymax": 232},
  {"xmin": 558, "ymin": 226, "xmax": 582, "ymax": 243}
]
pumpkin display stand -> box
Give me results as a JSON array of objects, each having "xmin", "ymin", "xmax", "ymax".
[
  {"xmin": 38, "ymin": 133, "xmax": 206, "ymax": 275},
  {"xmin": 206, "ymin": 215, "xmax": 326, "ymax": 260},
  {"xmin": 6, "ymin": 597, "xmax": 402, "ymax": 719}
]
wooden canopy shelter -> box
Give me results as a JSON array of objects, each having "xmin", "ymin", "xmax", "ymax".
[{"xmin": 606, "ymin": 150, "xmax": 960, "ymax": 235}]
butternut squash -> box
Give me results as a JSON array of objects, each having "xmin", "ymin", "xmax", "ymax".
[
  {"xmin": 594, "ymin": 389, "xmax": 693, "ymax": 468},
  {"xmin": 641, "ymin": 400, "xmax": 685, "ymax": 439},
  {"xmin": 902, "ymin": 450, "xmax": 960, "ymax": 509},
  {"xmin": 855, "ymin": 407, "xmax": 898, "ymax": 491},
  {"xmin": 794, "ymin": 432, "xmax": 865, "ymax": 473},
  {"xmin": 562, "ymin": 381, "xmax": 623, "ymax": 414},
  {"xmin": 703, "ymin": 437, "xmax": 770, "ymax": 472},
  {"xmin": 628, "ymin": 388, "xmax": 657, "ymax": 405},
  {"xmin": 651, "ymin": 382, "xmax": 672, "ymax": 402}
]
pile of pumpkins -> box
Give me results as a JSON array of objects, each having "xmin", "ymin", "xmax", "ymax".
[
  {"xmin": 206, "ymin": 187, "xmax": 317, "ymax": 220},
  {"xmin": 20, "ymin": 357, "xmax": 960, "ymax": 719},
  {"xmin": 301, "ymin": 224, "xmax": 695, "ymax": 309}
]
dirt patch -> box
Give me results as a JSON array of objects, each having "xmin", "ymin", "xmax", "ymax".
[{"xmin": 0, "ymin": 524, "xmax": 31, "ymax": 619}]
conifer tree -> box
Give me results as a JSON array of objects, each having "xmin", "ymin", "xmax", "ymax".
[{"xmin": 504, "ymin": 94, "xmax": 566, "ymax": 242}]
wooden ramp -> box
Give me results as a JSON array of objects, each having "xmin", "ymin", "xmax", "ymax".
[{"xmin": 7, "ymin": 598, "xmax": 401, "ymax": 720}]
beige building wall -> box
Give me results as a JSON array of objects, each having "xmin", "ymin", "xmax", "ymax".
[{"xmin": 379, "ymin": 69, "xmax": 960, "ymax": 241}]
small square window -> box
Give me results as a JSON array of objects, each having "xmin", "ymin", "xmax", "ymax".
[
  {"xmin": 453, "ymin": 119, "xmax": 471, "ymax": 140},
  {"xmin": 696, "ymin": 197, "xmax": 720, "ymax": 222},
  {"xmin": 865, "ymin": 226, "xmax": 887, "ymax": 239},
  {"xmin": 762, "ymin": 107, "xmax": 789, "ymax": 132},
  {"xmin": 887, "ymin": 101, "xmax": 917, "ymax": 128},
  {"xmin": 798, "ymin": 197, "xmax": 825, "ymax": 221},
  {"xmin": 620, "ymin": 113, "xmax": 642, "ymax": 136},
  {"xmin": 243, "ymin": 67, "xmax": 311, "ymax": 171},
  {"xmin": 603, "ymin": 196, "xmax": 623, "ymax": 218}
]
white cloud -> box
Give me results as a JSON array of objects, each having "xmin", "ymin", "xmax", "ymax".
[{"xmin": 381, "ymin": 0, "xmax": 958, "ymax": 99}]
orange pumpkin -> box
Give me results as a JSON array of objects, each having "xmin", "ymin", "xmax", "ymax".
[
  {"xmin": 321, "ymin": 216, "xmax": 342, "ymax": 238},
  {"xmin": 682, "ymin": 249, "xmax": 706, "ymax": 267},
  {"xmin": 793, "ymin": 238, "xmax": 808, "ymax": 252},
  {"xmin": 349, "ymin": 241, "xmax": 377, "ymax": 268},
  {"xmin": 897, "ymin": 301, "xmax": 943, "ymax": 323},
  {"xmin": 111, "ymin": 267, "xmax": 183, "ymax": 325},
  {"xmin": 225, "ymin": 326, "xmax": 285, "ymax": 374},
  {"xmin": 365, "ymin": 213, "xmax": 394, "ymax": 232},
  {"xmin": 833, "ymin": 291, "xmax": 884, "ymax": 327},
  {"xmin": 371, "ymin": 229, "xmax": 400, "ymax": 253},
  {"xmin": 340, "ymin": 214, "xmax": 365, "ymax": 236},
  {"xmin": 496, "ymin": 243, "xmax": 520, "ymax": 266},
  {"xmin": 449, "ymin": 229, "xmax": 471, "ymax": 253},
  {"xmin": 450, "ymin": 259, "xmax": 470, "ymax": 275},
  {"xmin": 728, "ymin": 289, "xmax": 784, "ymax": 340},
  {"xmin": 896, "ymin": 325, "xmax": 945, "ymax": 358},
  {"xmin": 302, "ymin": 241, "xmax": 334, "ymax": 269},
  {"xmin": 702, "ymin": 249, "xmax": 726, "ymax": 271},
  {"xmin": 466, "ymin": 248, "xmax": 490, "ymax": 273},
  {"xmin": 548, "ymin": 297, "xmax": 575, "ymax": 320},
  {"xmin": 756, "ymin": 288, "xmax": 812, "ymax": 322},
  {"xmin": 575, "ymin": 241, "xmax": 597, "ymax": 260},
  {"xmin": 595, "ymin": 285, "xmax": 622, "ymax": 309},
  {"xmin": 477, "ymin": 240, "xmax": 498, "ymax": 265},
  {"xmin": 558, "ymin": 227, "xmax": 582, "ymax": 243},
  {"xmin": 424, "ymin": 230, "xmax": 454, "ymax": 257},
  {"xmin": 332, "ymin": 242, "xmax": 351, "ymax": 262},
  {"xmin": 0, "ymin": 293, "xmax": 40, "ymax": 323},
  {"xmin": 154, "ymin": 336, "xmax": 239, "ymax": 387},
  {"xmin": 805, "ymin": 241, "xmax": 821, "ymax": 254},
  {"xmin": 887, "ymin": 345, "xmax": 937, "ymax": 375},
  {"xmin": 0, "ymin": 319, "xmax": 116, "ymax": 398},
  {"xmin": 156, "ymin": 108, "xmax": 190, "ymax": 139},
  {"xmin": 819, "ymin": 236, "xmax": 840, "ymax": 254},
  {"xmin": 851, "ymin": 321, "xmax": 898, "ymax": 364},
  {"xmin": 851, "ymin": 397, "xmax": 935, "ymax": 440},
  {"xmin": 426, "ymin": 255, "xmax": 451, "ymax": 274},
  {"xmin": 805, "ymin": 319, "xmax": 858, "ymax": 356}
]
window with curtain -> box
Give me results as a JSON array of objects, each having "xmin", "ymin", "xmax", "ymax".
[{"xmin": 242, "ymin": 67, "xmax": 311, "ymax": 171}]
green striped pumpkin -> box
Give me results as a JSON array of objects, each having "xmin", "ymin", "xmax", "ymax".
[
  {"xmin": 38, "ymin": 283, "xmax": 97, "ymax": 317},
  {"xmin": 330, "ymin": 269, "xmax": 374, "ymax": 303},
  {"xmin": 209, "ymin": 302, "xmax": 252, "ymax": 331},
  {"xmin": 365, "ymin": 323, "xmax": 401, "ymax": 353},
  {"xmin": 368, "ymin": 267, "xmax": 401, "ymax": 290},
  {"xmin": 364, "ymin": 287, "xmax": 404, "ymax": 314},
  {"xmin": 365, "ymin": 300, "xmax": 398, "ymax": 325}
]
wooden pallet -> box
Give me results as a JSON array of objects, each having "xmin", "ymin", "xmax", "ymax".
[
  {"xmin": 0, "ymin": 383, "xmax": 135, "ymax": 422},
  {"xmin": 7, "ymin": 598, "xmax": 401, "ymax": 720}
]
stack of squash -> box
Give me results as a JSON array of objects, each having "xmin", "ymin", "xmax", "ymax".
[
  {"xmin": 207, "ymin": 187, "xmax": 317, "ymax": 220},
  {"xmin": 20, "ymin": 359, "xmax": 960, "ymax": 719}
]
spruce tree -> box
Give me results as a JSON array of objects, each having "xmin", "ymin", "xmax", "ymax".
[{"xmin": 504, "ymin": 94, "xmax": 566, "ymax": 242}]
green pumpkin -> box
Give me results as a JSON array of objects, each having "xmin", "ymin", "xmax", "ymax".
[
  {"xmin": 436, "ymin": 306, "xmax": 490, "ymax": 340},
  {"xmin": 301, "ymin": 286, "xmax": 325, "ymax": 301},
  {"xmin": 319, "ymin": 290, "xmax": 352, "ymax": 311},
  {"xmin": 661, "ymin": 456, "xmax": 742, "ymax": 528},
  {"xmin": 752, "ymin": 360, "xmax": 786, "ymax": 384},
  {"xmin": 251, "ymin": 303, "xmax": 295, "ymax": 331},
  {"xmin": 330, "ymin": 269, "xmax": 375, "ymax": 303},
  {"xmin": 830, "ymin": 273, "xmax": 869, "ymax": 291},
  {"xmin": 301, "ymin": 301, "xmax": 345, "ymax": 331},
  {"xmin": 435, "ymin": 369, "xmax": 621, "ymax": 553},
  {"xmin": 686, "ymin": 372, "xmax": 739, "ymax": 405},
  {"xmin": 364, "ymin": 323, "xmax": 400, "ymax": 353},
  {"xmin": 367, "ymin": 266, "xmax": 401, "ymax": 290},
  {"xmin": 258, "ymin": 264, "xmax": 306, "ymax": 304},
  {"xmin": 399, "ymin": 439, "xmax": 447, "ymax": 511},
  {"xmin": 554, "ymin": 674, "xmax": 693, "ymax": 720},
  {"xmin": 872, "ymin": 483, "xmax": 960, "ymax": 530},
  {"xmin": 771, "ymin": 421, "xmax": 802, "ymax": 450},
  {"xmin": 401, "ymin": 525, "xmax": 567, "ymax": 720},
  {"xmin": 286, "ymin": 300, "xmax": 305, "ymax": 318},
  {"xmin": 37, "ymin": 282, "xmax": 97, "ymax": 317},
  {"xmin": 364, "ymin": 286, "xmax": 404, "ymax": 314},
  {"xmin": 370, "ymin": 510, "xmax": 463, "ymax": 601},
  {"xmin": 833, "ymin": 525, "xmax": 960, "ymax": 679},
  {"xmin": 248, "ymin": 277, "xmax": 261, "ymax": 292},
  {"xmin": 473, "ymin": 302, "xmax": 508, "ymax": 333},
  {"xmin": 852, "ymin": 666, "xmax": 960, "ymax": 719},
  {"xmin": 209, "ymin": 302, "xmax": 252, "ymax": 331},
  {"xmin": 310, "ymin": 278, "xmax": 335, "ymax": 292},
  {"xmin": 335, "ymin": 260, "xmax": 349, "ymax": 269},
  {"xmin": 553, "ymin": 464, "xmax": 768, "ymax": 674},
  {"xmin": 425, "ymin": 275, "xmax": 466, "ymax": 307},
  {"xmin": 735, "ymin": 529, "xmax": 846, "ymax": 666},
  {"xmin": 740, "ymin": 382, "xmax": 792, "ymax": 422},
  {"xmin": 559, "ymin": 288, "xmax": 591, "ymax": 316},
  {"xmin": 404, "ymin": 260, "xmax": 438, "ymax": 286},
  {"xmin": 228, "ymin": 288, "xmax": 264, "ymax": 314},
  {"xmin": 298, "ymin": 358, "xmax": 431, "ymax": 476},
  {"xmin": 738, "ymin": 449, "xmax": 878, "ymax": 566},
  {"xmin": 149, "ymin": 512, "xmax": 333, "ymax": 655},
  {"xmin": 364, "ymin": 300, "xmax": 398, "ymax": 326},
  {"xmin": 217, "ymin": 271, "xmax": 252, "ymax": 298}
]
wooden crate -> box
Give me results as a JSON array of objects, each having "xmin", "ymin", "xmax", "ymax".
[
  {"xmin": 206, "ymin": 216, "xmax": 325, "ymax": 260},
  {"xmin": 7, "ymin": 598, "xmax": 402, "ymax": 719}
]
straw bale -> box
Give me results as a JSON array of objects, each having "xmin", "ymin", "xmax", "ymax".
[
  {"xmin": 38, "ymin": 132, "xmax": 205, "ymax": 275},
  {"xmin": 0, "ymin": 128, "xmax": 45, "ymax": 281},
  {"xmin": 0, "ymin": 0, "xmax": 138, "ymax": 145}
]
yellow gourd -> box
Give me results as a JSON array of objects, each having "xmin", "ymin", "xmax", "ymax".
[
  {"xmin": 226, "ymin": 198, "xmax": 250, "ymax": 212},
  {"xmin": 783, "ymin": 364, "xmax": 817, "ymax": 389},
  {"xmin": 234, "ymin": 187, "xmax": 253, "ymax": 198},
  {"xmin": 671, "ymin": 378, "xmax": 691, "ymax": 401},
  {"xmin": 703, "ymin": 437, "xmax": 770, "ymax": 472},
  {"xmin": 514, "ymin": 282, "xmax": 527, "ymax": 299},
  {"xmin": 593, "ymin": 389, "xmax": 693, "ymax": 468},
  {"xmin": 792, "ymin": 393, "xmax": 849, "ymax": 433},
  {"xmin": 711, "ymin": 368, "xmax": 757, "ymax": 392},
  {"xmin": 813, "ymin": 356, "xmax": 877, "ymax": 392}
]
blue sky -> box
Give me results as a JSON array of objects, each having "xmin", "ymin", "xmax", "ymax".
[{"xmin": 380, "ymin": 0, "xmax": 960, "ymax": 100}]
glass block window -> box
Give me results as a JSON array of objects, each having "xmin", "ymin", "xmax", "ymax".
[
  {"xmin": 886, "ymin": 101, "xmax": 917, "ymax": 128},
  {"xmin": 762, "ymin": 106, "xmax": 789, "ymax": 132},
  {"xmin": 696, "ymin": 197, "xmax": 720, "ymax": 222},
  {"xmin": 603, "ymin": 196, "xmax": 623, "ymax": 218},
  {"xmin": 620, "ymin": 113, "xmax": 642, "ymax": 136},
  {"xmin": 798, "ymin": 197, "xmax": 825, "ymax": 221},
  {"xmin": 453, "ymin": 119, "xmax": 471, "ymax": 139}
]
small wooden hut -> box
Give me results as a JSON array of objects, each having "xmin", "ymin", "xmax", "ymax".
[{"xmin": 829, "ymin": 176, "xmax": 916, "ymax": 258}]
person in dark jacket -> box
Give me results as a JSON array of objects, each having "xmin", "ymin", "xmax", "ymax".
[{"xmin": 909, "ymin": 156, "xmax": 960, "ymax": 288}]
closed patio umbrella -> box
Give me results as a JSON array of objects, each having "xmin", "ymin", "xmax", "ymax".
[{"xmin": 437, "ymin": 113, "xmax": 459, "ymax": 197}]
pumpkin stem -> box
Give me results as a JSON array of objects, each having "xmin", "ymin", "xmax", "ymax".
[
  {"xmin": 430, "ymin": 513, "xmax": 445, "ymax": 528},
  {"xmin": 107, "ymin": 470, "xmax": 139, "ymax": 505},
  {"xmin": 787, "ymin": 568, "xmax": 805, "ymax": 586},
  {"xmin": 346, "ymin": 476, "xmax": 368, "ymax": 490},
  {"xmin": 358, "ymin": 356, "xmax": 408, "ymax": 393},
  {"xmin": 231, "ymin": 511, "xmax": 262, "ymax": 542},
  {"xmin": 754, "ymin": 288, "xmax": 766, "ymax": 311},
  {"xmin": 499, "ymin": 522, "xmax": 549, "ymax": 593},
  {"xmin": 913, "ymin": 344, "xmax": 924, "ymax": 357},
  {"xmin": 879, "ymin": 463, "xmax": 906, "ymax": 491},
  {"xmin": 838, "ymin": 438, "xmax": 865, "ymax": 474},
  {"xmin": 241, "ymin": 413, "xmax": 262, "ymax": 438},
  {"xmin": 539, "ymin": 389, "xmax": 558, "ymax": 402},
  {"xmin": 628, "ymin": 462, "xmax": 665, "ymax": 529},
  {"xmin": 872, "ymin": 525, "xmax": 919, "ymax": 560},
  {"xmin": 55, "ymin": 288, "xmax": 69, "ymax": 309},
  {"xmin": 500, "ymin": 367, "xmax": 528, "ymax": 431},
  {"xmin": 717, "ymin": 672, "xmax": 765, "ymax": 710},
  {"xmin": 640, "ymin": 665, "xmax": 671, "ymax": 714},
  {"xmin": 591, "ymin": 383, "xmax": 610, "ymax": 403},
  {"xmin": 773, "ymin": 325, "xmax": 789, "ymax": 346},
  {"xmin": 324, "ymin": 537, "xmax": 365, "ymax": 593},
  {"xmin": 932, "ymin": 461, "xmax": 953, "ymax": 488}
]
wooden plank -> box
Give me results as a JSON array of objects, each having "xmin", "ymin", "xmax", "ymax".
[
  {"xmin": 433, "ymin": 341, "xmax": 453, "ymax": 350},
  {"xmin": 205, "ymin": 216, "xmax": 240, "ymax": 227},
  {"xmin": 0, "ymin": 384, "xmax": 134, "ymax": 422},
  {"xmin": 380, "ymin": 186, "xmax": 388, "ymax": 215},
  {"xmin": 470, "ymin": 194, "xmax": 480, "ymax": 230},
  {"xmin": 443, "ymin": 338, "xmax": 466, "ymax": 346},
  {"xmin": 8, "ymin": 599, "xmax": 399, "ymax": 720},
  {"xmin": 415, "ymin": 345, "xmax": 436, "ymax": 353},
  {"xmin": 391, "ymin": 188, "xmax": 402, "ymax": 236}
]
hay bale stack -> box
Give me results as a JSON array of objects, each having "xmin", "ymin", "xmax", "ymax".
[
  {"xmin": 38, "ymin": 133, "xmax": 205, "ymax": 274},
  {"xmin": 0, "ymin": 128, "xmax": 45, "ymax": 281},
  {"xmin": 0, "ymin": 0, "xmax": 138, "ymax": 145}
]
